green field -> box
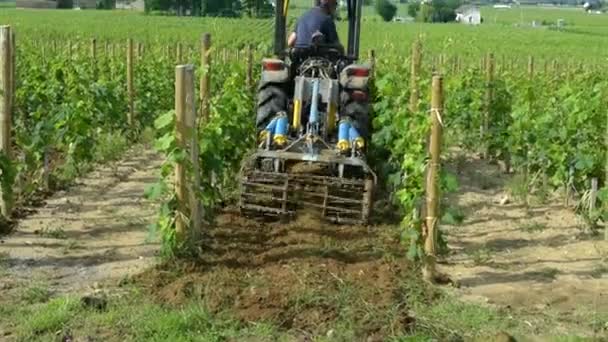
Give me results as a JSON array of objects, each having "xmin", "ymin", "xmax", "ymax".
[{"xmin": 1, "ymin": 6, "xmax": 607, "ymax": 60}]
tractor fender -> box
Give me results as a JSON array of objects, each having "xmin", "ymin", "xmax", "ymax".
[
  {"xmin": 260, "ymin": 58, "xmax": 290, "ymax": 86},
  {"xmin": 339, "ymin": 64, "xmax": 370, "ymax": 90}
]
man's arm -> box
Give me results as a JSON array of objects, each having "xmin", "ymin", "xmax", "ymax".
[
  {"xmin": 288, "ymin": 32, "xmax": 297, "ymax": 47},
  {"xmin": 288, "ymin": 19, "xmax": 299, "ymax": 48}
]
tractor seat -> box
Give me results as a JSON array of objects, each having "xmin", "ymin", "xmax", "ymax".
[{"xmin": 289, "ymin": 45, "xmax": 344, "ymax": 62}]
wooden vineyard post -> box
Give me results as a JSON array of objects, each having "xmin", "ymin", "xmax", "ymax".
[
  {"xmin": 590, "ymin": 178, "xmax": 598, "ymax": 219},
  {"xmin": 200, "ymin": 34, "xmax": 211, "ymax": 124},
  {"xmin": 246, "ymin": 44, "xmax": 254, "ymax": 91},
  {"xmin": 423, "ymin": 74, "xmax": 444, "ymax": 284},
  {"xmin": 196, "ymin": 33, "xmax": 213, "ymax": 231},
  {"xmin": 127, "ymin": 38, "xmax": 135, "ymax": 127},
  {"xmin": 0, "ymin": 26, "xmax": 13, "ymax": 218},
  {"xmin": 176, "ymin": 42, "xmax": 182, "ymax": 64},
  {"xmin": 449, "ymin": 56, "xmax": 455, "ymax": 75},
  {"xmin": 552, "ymin": 59, "xmax": 559, "ymax": 78},
  {"xmin": 409, "ymin": 39, "xmax": 421, "ymax": 113},
  {"xmin": 482, "ymin": 53, "xmax": 494, "ymax": 160},
  {"xmin": 68, "ymin": 40, "xmax": 72, "ymax": 59},
  {"xmin": 174, "ymin": 64, "xmax": 197, "ymax": 241},
  {"xmin": 368, "ymin": 49, "xmax": 376, "ymax": 79},
  {"xmin": 605, "ymin": 95, "xmax": 608, "ymax": 240},
  {"xmin": 9, "ymin": 30, "xmax": 15, "ymax": 118},
  {"xmin": 104, "ymin": 40, "xmax": 109, "ymax": 58},
  {"xmin": 527, "ymin": 55, "xmax": 534, "ymax": 78},
  {"xmin": 452, "ymin": 56, "xmax": 460, "ymax": 75},
  {"xmin": 91, "ymin": 38, "xmax": 97, "ymax": 61}
]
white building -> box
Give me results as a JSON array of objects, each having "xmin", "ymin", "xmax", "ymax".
[
  {"xmin": 455, "ymin": 5, "xmax": 481, "ymax": 25},
  {"xmin": 116, "ymin": 0, "xmax": 144, "ymax": 10}
]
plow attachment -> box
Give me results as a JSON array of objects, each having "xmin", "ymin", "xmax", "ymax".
[{"xmin": 239, "ymin": 151, "xmax": 375, "ymax": 225}]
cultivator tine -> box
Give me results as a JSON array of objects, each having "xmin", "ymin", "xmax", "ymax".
[{"xmin": 240, "ymin": 170, "xmax": 373, "ymax": 224}]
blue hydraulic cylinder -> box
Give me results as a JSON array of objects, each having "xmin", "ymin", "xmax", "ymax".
[
  {"xmin": 338, "ymin": 120, "xmax": 351, "ymax": 141},
  {"xmin": 265, "ymin": 116, "xmax": 278, "ymax": 134},
  {"xmin": 273, "ymin": 113, "xmax": 289, "ymax": 146},
  {"xmin": 309, "ymin": 79, "xmax": 320, "ymax": 124},
  {"xmin": 274, "ymin": 114, "xmax": 289, "ymax": 136},
  {"xmin": 348, "ymin": 125, "xmax": 360, "ymax": 141},
  {"xmin": 349, "ymin": 124, "xmax": 365, "ymax": 150},
  {"xmin": 337, "ymin": 119, "xmax": 351, "ymax": 152}
]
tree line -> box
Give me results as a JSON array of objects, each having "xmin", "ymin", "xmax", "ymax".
[{"xmin": 144, "ymin": 0, "xmax": 274, "ymax": 17}]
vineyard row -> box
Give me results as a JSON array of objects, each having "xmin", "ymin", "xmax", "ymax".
[{"xmin": 0, "ymin": 25, "xmax": 606, "ymax": 257}]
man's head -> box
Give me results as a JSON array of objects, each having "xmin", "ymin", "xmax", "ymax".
[{"xmin": 317, "ymin": 0, "xmax": 337, "ymax": 14}]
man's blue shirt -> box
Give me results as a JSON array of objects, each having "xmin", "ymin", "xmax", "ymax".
[{"xmin": 294, "ymin": 7, "xmax": 340, "ymax": 48}]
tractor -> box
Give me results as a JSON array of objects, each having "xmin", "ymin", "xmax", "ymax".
[{"xmin": 239, "ymin": 0, "xmax": 375, "ymax": 224}]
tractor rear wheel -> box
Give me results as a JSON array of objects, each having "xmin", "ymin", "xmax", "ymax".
[{"xmin": 256, "ymin": 84, "xmax": 288, "ymax": 132}]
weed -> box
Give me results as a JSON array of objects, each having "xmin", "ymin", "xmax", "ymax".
[
  {"xmin": 408, "ymin": 291, "xmax": 518, "ymax": 338},
  {"xmin": 61, "ymin": 239, "xmax": 83, "ymax": 254},
  {"xmin": 56, "ymin": 157, "xmax": 81, "ymax": 186},
  {"xmin": 20, "ymin": 284, "xmax": 51, "ymax": 304},
  {"xmin": 124, "ymin": 216, "xmax": 145, "ymax": 228},
  {"xmin": 318, "ymin": 236, "xmax": 349, "ymax": 258},
  {"xmin": 141, "ymin": 126, "xmax": 156, "ymax": 147},
  {"xmin": 145, "ymin": 222, "xmax": 160, "ymax": 244},
  {"xmin": 0, "ymin": 251, "xmax": 8, "ymax": 263},
  {"xmin": 474, "ymin": 170, "xmax": 498, "ymax": 190},
  {"xmin": 0, "ymin": 251, "xmax": 8, "ymax": 276},
  {"xmin": 20, "ymin": 297, "xmax": 80, "ymax": 337},
  {"xmin": 589, "ymin": 264, "xmax": 608, "ymax": 279},
  {"xmin": 102, "ymin": 205, "xmax": 118, "ymax": 214},
  {"xmin": 519, "ymin": 222, "xmax": 547, "ymax": 233},
  {"xmin": 534, "ymin": 267, "xmax": 560, "ymax": 280},
  {"xmin": 453, "ymin": 153, "xmax": 468, "ymax": 175},
  {"xmin": 94, "ymin": 131, "xmax": 129, "ymax": 164},
  {"xmin": 507, "ymin": 173, "xmax": 529, "ymax": 204},
  {"xmin": 442, "ymin": 206, "xmax": 466, "ymax": 226},
  {"xmin": 468, "ymin": 247, "xmax": 492, "ymax": 265},
  {"xmin": 39, "ymin": 227, "xmax": 68, "ymax": 239}
]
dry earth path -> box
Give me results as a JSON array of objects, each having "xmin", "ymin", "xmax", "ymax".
[
  {"xmin": 441, "ymin": 157, "xmax": 608, "ymax": 337},
  {"xmin": 0, "ymin": 146, "xmax": 162, "ymax": 295}
]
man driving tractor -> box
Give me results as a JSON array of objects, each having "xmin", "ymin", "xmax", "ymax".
[{"xmin": 287, "ymin": 0, "xmax": 344, "ymax": 53}]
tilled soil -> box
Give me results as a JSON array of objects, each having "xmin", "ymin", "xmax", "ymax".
[{"xmin": 137, "ymin": 212, "xmax": 415, "ymax": 339}]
